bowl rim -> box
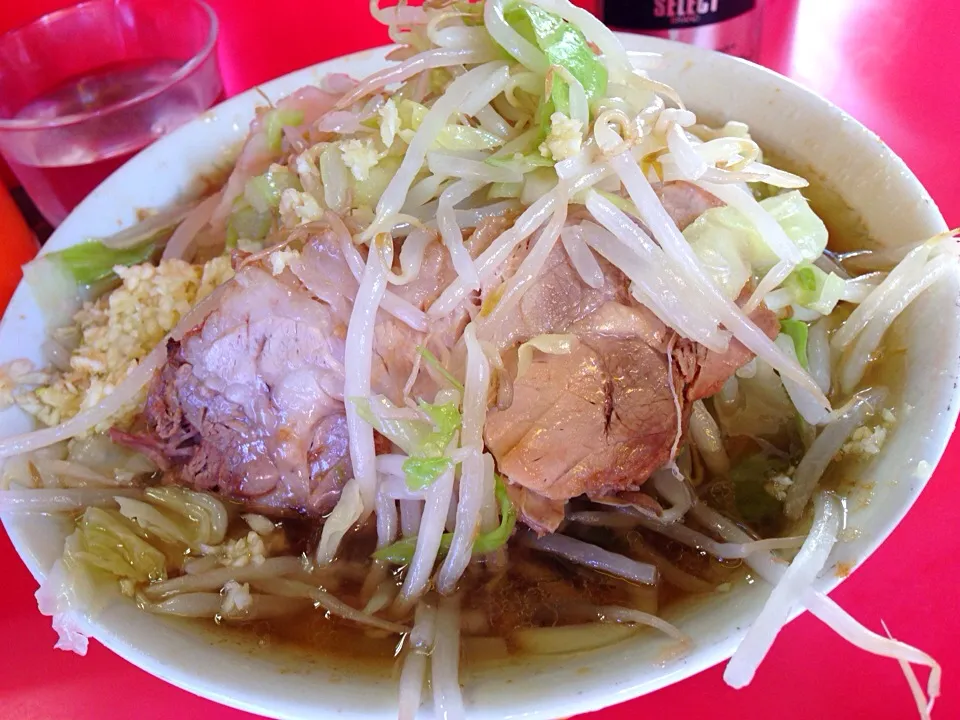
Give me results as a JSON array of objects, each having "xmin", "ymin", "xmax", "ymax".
[{"xmin": 1, "ymin": 34, "xmax": 955, "ymax": 720}]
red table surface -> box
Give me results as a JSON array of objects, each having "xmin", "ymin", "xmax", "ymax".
[{"xmin": 2, "ymin": 1, "xmax": 958, "ymax": 718}]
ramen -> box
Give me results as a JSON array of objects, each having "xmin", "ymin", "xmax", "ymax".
[{"xmin": 0, "ymin": 1, "xmax": 949, "ymax": 718}]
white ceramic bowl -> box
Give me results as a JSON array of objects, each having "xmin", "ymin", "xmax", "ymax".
[{"xmin": 1, "ymin": 35, "xmax": 956, "ymax": 720}]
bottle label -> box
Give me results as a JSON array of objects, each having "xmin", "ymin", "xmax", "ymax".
[{"xmin": 604, "ymin": 0, "xmax": 756, "ymax": 30}]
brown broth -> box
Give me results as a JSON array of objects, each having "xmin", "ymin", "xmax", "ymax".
[{"xmin": 184, "ymin": 512, "xmax": 745, "ymax": 671}]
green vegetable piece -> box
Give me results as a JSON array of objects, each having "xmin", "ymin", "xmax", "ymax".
[
  {"xmin": 227, "ymin": 203, "xmax": 273, "ymax": 245},
  {"xmin": 264, "ymin": 108, "xmax": 305, "ymax": 153},
  {"xmin": 373, "ymin": 475, "xmax": 517, "ymax": 563},
  {"xmin": 351, "ymin": 396, "xmax": 461, "ymax": 462},
  {"xmin": 488, "ymin": 181, "xmax": 524, "ymax": 199},
  {"xmin": 372, "ymin": 534, "xmax": 444, "ymax": 564},
  {"xmin": 504, "ymin": 3, "xmax": 607, "ymax": 113},
  {"xmin": 750, "ymin": 182, "xmax": 781, "ymax": 202},
  {"xmin": 780, "ymin": 318, "xmax": 809, "ymax": 369},
  {"xmin": 53, "ymin": 240, "xmax": 157, "ymax": 287},
  {"xmin": 520, "ymin": 166, "xmax": 559, "ymax": 205},
  {"xmin": 535, "ymin": 94, "xmax": 557, "ymax": 142},
  {"xmin": 453, "ymin": 0, "xmax": 484, "ymax": 23},
  {"xmin": 417, "ymin": 400, "xmax": 462, "ymax": 457},
  {"xmin": 763, "ymin": 192, "xmax": 829, "ymax": 261},
  {"xmin": 352, "ymin": 397, "xmax": 429, "ymax": 456},
  {"xmin": 791, "ymin": 265, "xmax": 818, "ymax": 296},
  {"xmin": 67, "ymin": 507, "xmax": 167, "ymax": 582},
  {"xmin": 815, "ymin": 272, "xmax": 846, "ymax": 315},
  {"xmin": 437, "ymin": 125, "xmax": 504, "ymax": 152},
  {"xmin": 353, "ymin": 155, "xmax": 403, "ymax": 209},
  {"xmin": 398, "ymin": 100, "xmax": 502, "ymax": 152},
  {"xmin": 429, "ymin": 68, "xmax": 450, "ymax": 95},
  {"xmin": 416, "ymin": 345, "xmax": 464, "ymax": 391},
  {"xmin": 402, "ymin": 456, "xmax": 453, "ymax": 491},
  {"xmin": 398, "ymin": 99, "xmax": 429, "ymax": 131},
  {"xmin": 486, "ymin": 152, "xmax": 555, "ymax": 174},
  {"xmin": 245, "ymin": 168, "xmax": 301, "ymax": 212},
  {"xmin": 683, "ymin": 190, "xmax": 829, "ymax": 298},
  {"xmin": 592, "ymin": 189, "xmax": 641, "ymax": 218},
  {"xmin": 472, "ymin": 474, "xmax": 517, "ymax": 554},
  {"xmin": 784, "ymin": 262, "xmax": 845, "ymax": 315},
  {"xmin": 503, "ymin": 2, "xmax": 548, "ymax": 46}
]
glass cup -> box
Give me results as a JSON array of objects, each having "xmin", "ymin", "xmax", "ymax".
[{"xmin": 0, "ymin": 0, "xmax": 222, "ymax": 226}]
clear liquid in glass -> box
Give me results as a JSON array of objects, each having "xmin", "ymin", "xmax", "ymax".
[{"xmin": 6, "ymin": 59, "xmax": 211, "ymax": 226}]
